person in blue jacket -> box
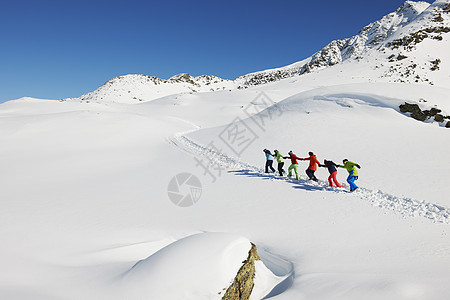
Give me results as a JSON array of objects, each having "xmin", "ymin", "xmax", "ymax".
[{"xmin": 263, "ymin": 149, "xmax": 275, "ymax": 173}]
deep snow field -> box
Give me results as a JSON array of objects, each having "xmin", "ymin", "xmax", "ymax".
[{"xmin": 1, "ymin": 61, "xmax": 450, "ymax": 299}]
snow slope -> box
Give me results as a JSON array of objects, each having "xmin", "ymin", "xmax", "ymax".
[
  {"xmin": 2, "ymin": 77, "xmax": 450, "ymax": 300},
  {"xmin": 1, "ymin": 1, "xmax": 450, "ymax": 299},
  {"xmin": 122, "ymin": 233, "xmax": 251, "ymax": 299}
]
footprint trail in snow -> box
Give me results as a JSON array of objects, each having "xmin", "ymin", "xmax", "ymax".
[{"xmin": 170, "ymin": 134, "xmax": 450, "ymax": 224}]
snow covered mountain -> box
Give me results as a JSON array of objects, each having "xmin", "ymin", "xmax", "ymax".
[
  {"xmin": 2, "ymin": 1, "xmax": 450, "ymax": 300},
  {"xmin": 67, "ymin": 1, "xmax": 450, "ymax": 104},
  {"xmin": 66, "ymin": 73, "xmax": 235, "ymax": 104},
  {"xmin": 239, "ymin": 0, "xmax": 450, "ymax": 86}
]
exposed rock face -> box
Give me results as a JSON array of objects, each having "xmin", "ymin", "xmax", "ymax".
[
  {"xmin": 238, "ymin": 68, "xmax": 301, "ymax": 86},
  {"xmin": 400, "ymin": 102, "xmax": 427, "ymax": 121},
  {"xmin": 222, "ymin": 243, "xmax": 261, "ymax": 300},
  {"xmin": 300, "ymin": 40, "xmax": 345, "ymax": 75},
  {"xmin": 387, "ymin": 26, "xmax": 450, "ymax": 50},
  {"xmin": 237, "ymin": 0, "xmax": 435, "ymax": 86},
  {"xmin": 399, "ymin": 102, "xmax": 450, "ymax": 126},
  {"xmin": 434, "ymin": 113, "xmax": 444, "ymax": 122},
  {"xmin": 306, "ymin": 1, "xmax": 429, "ymax": 68}
]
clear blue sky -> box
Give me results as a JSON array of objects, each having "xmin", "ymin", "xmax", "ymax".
[{"xmin": 0, "ymin": 0, "xmax": 431, "ymax": 102}]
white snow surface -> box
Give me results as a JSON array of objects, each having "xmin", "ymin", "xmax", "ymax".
[
  {"xmin": 120, "ymin": 232, "xmax": 291, "ymax": 299},
  {"xmin": 2, "ymin": 1, "xmax": 450, "ymax": 299},
  {"xmin": 122, "ymin": 232, "xmax": 251, "ymax": 299}
]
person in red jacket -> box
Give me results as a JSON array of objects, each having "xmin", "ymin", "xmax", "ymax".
[
  {"xmin": 283, "ymin": 150, "xmax": 301, "ymax": 180},
  {"xmin": 300, "ymin": 152, "xmax": 320, "ymax": 182}
]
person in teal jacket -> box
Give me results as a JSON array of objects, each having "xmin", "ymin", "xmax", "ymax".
[
  {"xmin": 338, "ymin": 159, "xmax": 361, "ymax": 192},
  {"xmin": 273, "ymin": 149, "xmax": 285, "ymax": 176},
  {"xmin": 263, "ymin": 149, "xmax": 275, "ymax": 173}
]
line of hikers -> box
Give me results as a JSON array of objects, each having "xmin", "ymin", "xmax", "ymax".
[{"xmin": 263, "ymin": 149, "xmax": 361, "ymax": 192}]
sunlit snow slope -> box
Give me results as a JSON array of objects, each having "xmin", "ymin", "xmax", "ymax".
[{"xmin": 1, "ymin": 1, "xmax": 450, "ymax": 300}]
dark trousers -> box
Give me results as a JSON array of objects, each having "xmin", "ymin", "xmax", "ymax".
[
  {"xmin": 306, "ymin": 168, "xmax": 318, "ymax": 181},
  {"xmin": 277, "ymin": 162, "xmax": 284, "ymax": 176},
  {"xmin": 265, "ymin": 160, "xmax": 275, "ymax": 173}
]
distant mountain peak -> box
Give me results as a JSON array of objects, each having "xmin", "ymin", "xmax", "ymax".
[
  {"xmin": 237, "ymin": 0, "xmax": 449, "ymax": 87},
  {"xmin": 68, "ymin": 1, "xmax": 450, "ymax": 104},
  {"xmin": 396, "ymin": 1, "xmax": 430, "ymax": 16},
  {"xmin": 168, "ymin": 73, "xmax": 194, "ymax": 83},
  {"xmin": 64, "ymin": 72, "xmax": 235, "ymax": 104}
]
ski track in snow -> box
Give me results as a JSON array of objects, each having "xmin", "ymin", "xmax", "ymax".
[{"xmin": 170, "ymin": 134, "xmax": 450, "ymax": 224}]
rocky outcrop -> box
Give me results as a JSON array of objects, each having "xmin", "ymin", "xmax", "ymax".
[
  {"xmin": 222, "ymin": 243, "xmax": 261, "ymax": 300},
  {"xmin": 399, "ymin": 102, "xmax": 450, "ymax": 126},
  {"xmin": 242, "ymin": 0, "xmax": 432, "ymax": 85},
  {"xmin": 238, "ymin": 68, "xmax": 300, "ymax": 86},
  {"xmin": 300, "ymin": 40, "xmax": 345, "ymax": 75},
  {"xmin": 387, "ymin": 26, "xmax": 450, "ymax": 50}
]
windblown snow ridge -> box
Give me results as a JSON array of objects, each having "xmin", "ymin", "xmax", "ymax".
[{"xmin": 171, "ymin": 134, "xmax": 450, "ymax": 224}]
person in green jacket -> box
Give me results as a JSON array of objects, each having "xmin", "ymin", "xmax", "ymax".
[
  {"xmin": 273, "ymin": 149, "xmax": 285, "ymax": 176},
  {"xmin": 338, "ymin": 159, "xmax": 361, "ymax": 192}
]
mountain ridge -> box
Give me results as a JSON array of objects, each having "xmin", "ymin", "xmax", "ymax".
[{"xmin": 65, "ymin": 0, "xmax": 450, "ymax": 104}]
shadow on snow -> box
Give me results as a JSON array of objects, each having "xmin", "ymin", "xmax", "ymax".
[{"xmin": 229, "ymin": 169, "xmax": 332, "ymax": 192}]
